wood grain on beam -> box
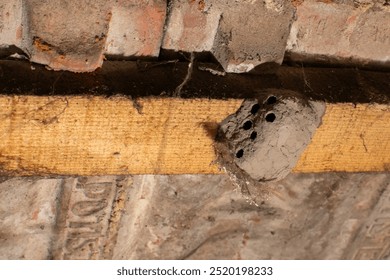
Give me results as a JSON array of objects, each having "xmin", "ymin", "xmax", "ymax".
[
  {"xmin": 0, "ymin": 96, "xmax": 388, "ymax": 176},
  {"xmin": 295, "ymin": 103, "xmax": 389, "ymax": 172}
]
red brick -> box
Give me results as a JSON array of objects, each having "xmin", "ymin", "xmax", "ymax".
[
  {"xmin": 24, "ymin": 0, "xmax": 112, "ymax": 72},
  {"xmin": 162, "ymin": 0, "xmax": 221, "ymax": 53},
  {"xmin": 286, "ymin": 1, "xmax": 390, "ymax": 67},
  {"xmin": 105, "ymin": 0, "xmax": 166, "ymax": 58},
  {"xmin": 163, "ymin": 0, "xmax": 295, "ymax": 73}
]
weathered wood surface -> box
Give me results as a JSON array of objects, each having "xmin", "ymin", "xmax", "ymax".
[
  {"xmin": 0, "ymin": 61, "xmax": 389, "ymax": 175},
  {"xmin": 296, "ymin": 103, "xmax": 390, "ymax": 172},
  {"xmin": 0, "ymin": 96, "xmax": 388, "ymax": 175}
]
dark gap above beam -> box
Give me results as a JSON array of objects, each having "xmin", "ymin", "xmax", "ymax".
[{"xmin": 0, "ymin": 60, "xmax": 389, "ymax": 103}]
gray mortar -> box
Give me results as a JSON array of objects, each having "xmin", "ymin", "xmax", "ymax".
[{"xmin": 218, "ymin": 90, "xmax": 325, "ymax": 183}]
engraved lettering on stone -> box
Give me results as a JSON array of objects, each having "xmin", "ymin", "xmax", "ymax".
[
  {"xmin": 57, "ymin": 177, "xmax": 119, "ymax": 259},
  {"xmin": 71, "ymin": 200, "xmax": 108, "ymax": 217}
]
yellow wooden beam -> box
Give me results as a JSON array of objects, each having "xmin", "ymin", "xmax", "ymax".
[
  {"xmin": 0, "ymin": 95, "xmax": 388, "ymax": 176},
  {"xmin": 295, "ymin": 103, "xmax": 390, "ymax": 172}
]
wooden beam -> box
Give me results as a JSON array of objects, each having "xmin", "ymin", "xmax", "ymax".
[
  {"xmin": 0, "ymin": 96, "xmax": 388, "ymax": 176},
  {"xmin": 295, "ymin": 103, "xmax": 390, "ymax": 172},
  {"xmin": 0, "ymin": 61, "xmax": 389, "ymax": 176}
]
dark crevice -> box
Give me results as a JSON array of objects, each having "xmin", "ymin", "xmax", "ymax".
[
  {"xmin": 266, "ymin": 96, "xmax": 277, "ymax": 105},
  {"xmin": 250, "ymin": 131, "xmax": 257, "ymax": 140},
  {"xmin": 250, "ymin": 104, "xmax": 260, "ymax": 114},
  {"xmin": 243, "ymin": 121, "xmax": 252, "ymax": 130},
  {"xmin": 265, "ymin": 113, "xmax": 276, "ymax": 122},
  {"xmin": 236, "ymin": 149, "xmax": 244, "ymax": 158},
  {"xmin": 0, "ymin": 60, "xmax": 388, "ymax": 103},
  {"xmin": 283, "ymin": 54, "xmax": 390, "ymax": 73},
  {"xmin": 0, "ymin": 45, "xmax": 28, "ymax": 59}
]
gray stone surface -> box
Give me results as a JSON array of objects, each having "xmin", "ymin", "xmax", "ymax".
[
  {"xmin": 211, "ymin": 0, "xmax": 295, "ymax": 73},
  {"xmin": 114, "ymin": 173, "xmax": 390, "ymax": 259},
  {"xmin": 0, "ymin": 0, "xmax": 22, "ymax": 51},
  {"xmin": 0, "ymin": 173, "xmax": 389, "ymax": 259},
  {"xmin": 0, "ymin": 178, "xmax": 61, "ymax": 259},
  {"xmin": 50, "ymin": 176, "xmax": 130, "ymax": 260}
]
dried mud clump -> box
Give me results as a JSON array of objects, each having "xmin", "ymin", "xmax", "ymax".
[{"xmin": 214, "ymin": 90, "xmax": 325, "ymax": 205}]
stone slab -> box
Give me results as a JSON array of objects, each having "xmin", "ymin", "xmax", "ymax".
[
  {"xmin": 0, "ymin": 173, "xmax": 389, "ymax": 259},
  {"xmin": 0, "ymin": 178, "xmax": 61, "ymax": 259}
]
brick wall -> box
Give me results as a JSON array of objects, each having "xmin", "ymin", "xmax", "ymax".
[{"xmin": 1, "ymin": 0, "xmax": 389, "ymax": 72}]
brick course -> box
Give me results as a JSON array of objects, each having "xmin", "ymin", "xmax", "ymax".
[
  {"xmin": 0, "ymin": 0, "xmax": 389, "ymax": 72},
  {"xmin": 286, "ymin": 1, "xmax": 390, "ymax": 68}
]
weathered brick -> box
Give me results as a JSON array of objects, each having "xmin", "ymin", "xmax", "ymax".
[
  {"xmin": 51, "ymin": 176, "xmax": 130, "ymax": 260},
  {"xmin": 0, "ymin": 0, "xmax": 23, "ymax": 51},
  {"xmin": 286, "ymin": 1, "xmax": 390, "ymax": 67},
  {"xmin": 215, "ymin": 0, "xmax": 295, "ymax": 73},
  {"xmin": 1, "ymin": 0, "xmax": 389, "ymax": 72},
  {"xmin": 114, "ymin": 174, "xmax": 390, "ymax": 259},
  {"xmin": 105, "ymin": 0, "xmax": 166, "ymax": 58},
  {"xmin": 1, "ymin": 174, "xmax": 389, "ymax": 259},
  {"xmin": 1, "ymin": 0, "xmax": 167, "ymax": 69},
  {"xmin": 163, "ymin": 0, "xmax": 295, "ymax": 73},
  {"xmin": 23, "ymin": 0, "xmax": 112, "ymax": 72},
  {"xmin": 0, "ymin": 178, "xmax": 61, "ymax": 259},
  {"xmin": 162, "ymin": 0, "xmax": 221, "ymax": 53}
]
